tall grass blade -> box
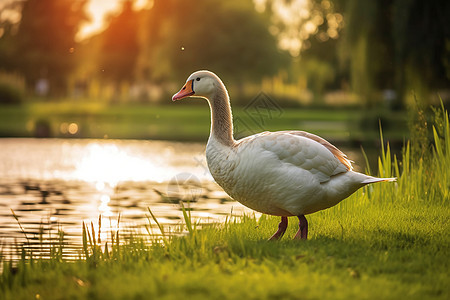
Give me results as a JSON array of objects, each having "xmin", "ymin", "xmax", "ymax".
[
  {"xmin": 98, "ymin": 215, "xmax": 102, "ymax": 244},
  {"xmin": 10, "ymin": 209, "xmax": 30, "ymax": 245},
  {"xmin": 360, "ymin": 146, "xmax": 372, "ymax": 175},
  {"xmin": 147, "ymin": 207, "xmax": 167, "ymax": 244},
  {"xmin": 180, "ymin": 201, "xmax": 194, "ymax": 235},
  {"xmin": 82, "ymin": 222, "xmax": 89, "ymax": 259}
]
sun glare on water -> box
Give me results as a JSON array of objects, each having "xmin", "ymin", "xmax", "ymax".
[
  {"xmin": 73, "ymin": 141, "xmax": 177, "ymax": 225},
  {"xmin": 73, "ymin": 142, "xmax": 173, "ymax": 186}
]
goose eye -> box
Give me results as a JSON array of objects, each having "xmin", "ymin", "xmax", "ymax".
[{"xmin": 196, "ymin": 78, "xmax": 200, "ymax": 81}]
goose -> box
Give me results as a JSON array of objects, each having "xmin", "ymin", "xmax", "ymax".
[{"xmin": 172, "ymin": 70, "xmax": 395, "ymax": 240}]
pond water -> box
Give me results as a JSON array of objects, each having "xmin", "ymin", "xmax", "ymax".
[
  {"xmin": 0, "ymin": 138, "xmax": 257, "ymax": 260},
  {"xmin": 0, "ymin": 138, "xmax": 365, "ymax": 260}
]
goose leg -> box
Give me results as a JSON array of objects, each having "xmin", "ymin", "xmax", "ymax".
[
  {"xmin": 268, "ymin": 216, "xmax": 288, "ymax": 241},
  {"xmin": 294, "ymin": 215, "xmax": 308, "ymax": 240}
]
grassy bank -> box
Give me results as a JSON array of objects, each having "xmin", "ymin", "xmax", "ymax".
[
  {"xmin": 2, "ymin": 204, "xmax": 449, "ymax": 300},
  {"xmin": 1, "ymin": 106, "xmax": 449, "ymax": 299},
  {"xmin": 0, "ymin": 100, "xmax": 407, "ymax": 143}
]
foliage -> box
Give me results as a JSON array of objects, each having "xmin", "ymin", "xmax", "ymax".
[
  {"xmin": 3, "ymin": 0, "xmax": 88, "ymax": 94},
  {"xmin": 0, "ymin": 71, "xmax": 25, "ymax": 104},
  {"xmin": 143, "ymin": 0, "xmax": 288, "ymax": 84},
  {"xmin": 71, "ymin": 0, "xmax": 288, "ymax": 101},
  {"xmin": 407, "ymin": 96, "xmax": 431, "ymax": 162},
  {"xmin": 261, "ymin": 0, "xmax": 345, "ymax": 57},
  {"xmin": 340, "ymin": 0, "xmax": 450, "ymax": 108},
  {"xmin": 99, "ymin": 0, "xmax": 140, "ymax": 85},
  {"xmin": 0, "ymin": 2, "xmax": 19, "ymax": 72},
  {"xmin": 302, "ymin": 58, "xmax": 335, "ymax": 102},
  {"xmin": 0, "ymin": 0, "xmax": 448, "ymax": 105}
]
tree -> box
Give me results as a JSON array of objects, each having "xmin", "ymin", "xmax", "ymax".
[
  {"xmin": 143, "ymin": 0, "xmax": 288, "ymax": 85},
  {"xmin": 258, "ymin": 0, "xmax": 449, "ymax": 107},
  {"xmin": 0, "ymin": 1, "xmax": 21, "ymax": 72},
  {"xmin": 98, "ymin": 0, "xmax": 140, "ymax": 85},
  {"xmin": 260, "ymin": 0, "xmax": 345, "ymax": 58},
  {"xmin": 341, "ymin": 0, "xmax": 450, "ymax": 108},
  {"xmin": 12, "ymin": 0, "xmax": 88, "ymax": 95},
  {"xmin": 252, "ymin": 0, "xmax": 346, "ymax": 103},
  {"xmin": 392, "ymin": 0, "xmax": 450, "ymax": 107}
]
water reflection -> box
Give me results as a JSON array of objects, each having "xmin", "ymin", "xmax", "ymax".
[{"xmin": 0, "ymin": 138, "xmax": 253, "ymax": 260}]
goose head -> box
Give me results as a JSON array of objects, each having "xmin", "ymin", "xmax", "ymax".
[{"xmin": 172, "ymin": 70, "xmax": 218, "ymax": 101}]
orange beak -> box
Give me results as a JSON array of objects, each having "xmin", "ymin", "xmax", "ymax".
[{"xmin": 172, "ymin": 80, "xmax": 195, "ymax": 101}]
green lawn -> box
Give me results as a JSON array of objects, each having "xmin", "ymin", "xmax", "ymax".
[
  {"xmin": 0, "ymin": 100, "xmax": 407, "ymax": 143},
  {"xmin": 1, "ymin": 105, "xmax": 448, "ymax": 300}
]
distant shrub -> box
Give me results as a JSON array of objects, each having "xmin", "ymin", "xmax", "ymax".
[{"xmin": 0, "ymin": 71, "xmax": 25, "ymax": 104}]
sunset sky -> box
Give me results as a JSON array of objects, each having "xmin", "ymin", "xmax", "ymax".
[
  {"xmin": 0, "ymin": 0, "xmax": 151, "ymax": 40},
  {"xmin": 77, "ymin": 0, "xmax": 151, "ymax": 40}
]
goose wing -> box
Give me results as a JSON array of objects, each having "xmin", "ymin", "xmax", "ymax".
[
  {"xmin": 279, "ymin": 130, "xmax": 353, "ymax": 170},
  {"xmin": 240, "ymin": 131, "xmax": 351, "ymax": 184}
]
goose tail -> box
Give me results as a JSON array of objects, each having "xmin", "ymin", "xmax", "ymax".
[{"xmin": 361, "ymin": 176, "xmax": 397, "ymax": 184}]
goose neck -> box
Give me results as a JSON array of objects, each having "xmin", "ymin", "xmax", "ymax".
[{"xmin": 208, "ymin": 86, "xmax": 235, "ymax": 147}]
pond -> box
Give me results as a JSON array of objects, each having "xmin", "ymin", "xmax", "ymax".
[{"xmin": 0, "ymin": 138, "xmax": 366, "ymax": 260}]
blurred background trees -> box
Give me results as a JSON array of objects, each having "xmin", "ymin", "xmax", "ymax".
[
  {"xmin": 0, "ymin": 0, "xmax": 448, "ymax": 107},
  {"xmin": 1, "ymin": 0, "xmax": 88, "ymax": 96},
  {"xmin": 341, "ymin": 0, "xmax": 449, "ymax": 108},
  {"xmin": 99, "ymin": 0, "xmax": 139, "ymax": 85}
]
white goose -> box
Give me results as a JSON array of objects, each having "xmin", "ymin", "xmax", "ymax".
[{"xmin": 172, "ymin": 70, "xmax": 395, "ymax": 240}]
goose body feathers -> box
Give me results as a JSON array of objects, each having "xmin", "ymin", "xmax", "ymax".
[{"xmin": 207, "ymin": 130, "xmax": 387, "ymax": 216}]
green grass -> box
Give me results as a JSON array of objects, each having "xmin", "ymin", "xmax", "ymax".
[
  {"xmin": 0, "ymin": 100, "xmax": 407, "ymax": 142},
  {"xmin": 1, "ymin": 105, "xmax": 449, "ymax": 299}
]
